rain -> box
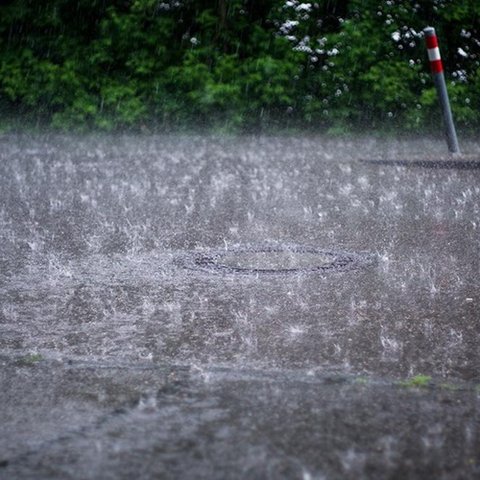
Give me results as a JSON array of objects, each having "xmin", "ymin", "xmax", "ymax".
[{"xmin": 1, "ymin": 1, "xmax": 480, "ymax": 479}]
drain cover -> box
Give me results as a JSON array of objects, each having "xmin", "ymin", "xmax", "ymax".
[
  {"xmin": 359, "ymin": 155, "xmax": 480, "ymax": 169},
  {"xmin": 178, "ymin": 244, "xmax": 374, "ymax": 275}
]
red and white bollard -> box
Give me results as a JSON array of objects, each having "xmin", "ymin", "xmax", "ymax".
[{"xmin": 424, "ymin": 27, "xmax": 460, "ymax": 154}]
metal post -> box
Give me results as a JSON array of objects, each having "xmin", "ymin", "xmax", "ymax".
[{"xmin": 424, "ymin": 26, "xmax": 460, "ymax": 154}]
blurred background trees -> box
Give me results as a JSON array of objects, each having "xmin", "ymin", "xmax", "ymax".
[{"xmin": 0, "ymin": 0, "xmax": 479, "ymax": 132}]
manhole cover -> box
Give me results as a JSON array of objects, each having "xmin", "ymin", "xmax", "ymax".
[
  {"xmin": 359, "ymin": 155, "xmax": 480, "ymax": 169},
  {"xmin": 177, "ymin": 244, "xmax": 374, "ymax": 275}
]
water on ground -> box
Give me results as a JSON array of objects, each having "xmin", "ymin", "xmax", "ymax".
[{"xmin": 1, "ymin": 134, "xmax": 479, "ymax": 479}]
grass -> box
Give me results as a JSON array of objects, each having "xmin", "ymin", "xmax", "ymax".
[
  {"xmin": 399, "ymin": 374, "xmax": 432, "ymax": 389},
  {"xmin": 354, "ymin": 376, "xmax": 369, "ymax": 385},
  {"xmin": 439, "ymin": 382, "xmax": 460, "ymax": 391},
  {"xmin": 16, "ymin": 353, "xmax": 44, "ymax": 366}
]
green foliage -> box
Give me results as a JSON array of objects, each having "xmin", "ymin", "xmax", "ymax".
[
  {"xmin": 15, "ymin": 353, "xmax": 43, "ymax": 366},
  {"xmin": 1, "ymin": 0, "xmax": 480, "ymax": 131},
  {"xmin": 400, "ymin": 375, "xmax": 432, "ymax": 389}
]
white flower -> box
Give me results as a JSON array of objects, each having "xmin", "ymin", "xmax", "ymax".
[
  {"xmin": 280, "ymin": 20, "xmax": 299, "ymax": 34},
  {"xmin": 391, "ymin": 31, "xmax": 401, "ymax": 42},
  {"xmin": 452, "ymin": 70, "xmax": 468, "ymax": 82},
  {"xmin": 293, "ymin": 44, "xmax": 313, "ymax": 53},
  {"xmin": 295, "ymin": 3, "xmax": 312, "ymax": 12}
]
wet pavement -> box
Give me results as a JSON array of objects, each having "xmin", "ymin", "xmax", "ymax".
[{"xmin": 1, "ymin": 134, "xmax": 480, "ymax": 479}]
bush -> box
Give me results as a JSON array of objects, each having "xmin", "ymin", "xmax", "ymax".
[{"xmin": 1, "ymin": 0, "xmax": 479, "ymax": 132}]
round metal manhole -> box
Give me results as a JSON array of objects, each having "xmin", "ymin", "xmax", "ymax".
[
  {"xmin": 177, "ymin": 244, "xmax": 374, "ymax": 275},
  {"xmin": 359, "ymin": 155, "xmax": 480, "ymax": 170}
]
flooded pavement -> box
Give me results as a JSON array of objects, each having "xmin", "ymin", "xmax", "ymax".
[{"xmin": 1, "ymin": 134, "xmax": 480, "ymax": 479}]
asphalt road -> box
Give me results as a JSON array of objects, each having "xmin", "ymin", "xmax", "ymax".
[{"xmin": 1, "ymin": 134, "xmax": 479, "ymax": 479}]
